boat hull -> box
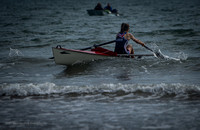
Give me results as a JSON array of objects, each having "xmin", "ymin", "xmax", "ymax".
[
  {"xmin": 87, "ymin": 9, "xmax": 119, "ymax": 16},
  {"xmin": 52, "ymin": 46, "xmax": 154, "ymax": 66},
  {"xmin": 52, "ymin": 47, "xmax": 114, "ymax": 65},
  {"xmin": 87, "ymin": 10, "xmax": 105, "ymax": 16}
]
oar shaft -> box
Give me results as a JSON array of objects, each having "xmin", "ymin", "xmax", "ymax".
[
  {"xmin": 143, "ymin": 45, "xmax": 165, "ymax": 59},
  {"xmin": 117, "ymin": 54, "xmax": 154, "ymax": 57},
  {"xmin": 143, "ymin": 45, "xmax": 153, "ymax": 52},
  {"xmin": 80, "ymin": 40, "xmax": 116, "ymax": 50}
]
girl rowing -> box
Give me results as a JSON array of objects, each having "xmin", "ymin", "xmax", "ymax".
[{"xmin": 114, "ymin": 23, "xmax": 145, "ymax": 56}]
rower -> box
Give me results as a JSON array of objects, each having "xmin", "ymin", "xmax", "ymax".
[
  {"xmin": 114, "ymin": 23, "xmax": 145, "ymax": 57},
  {"xmin": 94, "ymin": 3, "xmax": 103, "ymax": 10},
  {"xmin": 104, "ymin": 3, "xmax": 112, "ymax": 12}
]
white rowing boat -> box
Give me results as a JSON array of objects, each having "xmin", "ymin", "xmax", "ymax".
[{"xmin": 52, "ymin": 45, "xmax": 154, "ymax": 66}]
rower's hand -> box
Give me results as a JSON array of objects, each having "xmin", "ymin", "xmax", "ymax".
[{"xmin": 141, "ymin": 43, "xmax": 145, "ymax": 46}]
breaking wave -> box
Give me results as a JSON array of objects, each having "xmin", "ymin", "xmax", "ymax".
[{"xmin": 0, "ymin": 83, "xmax": 199, "ymax": 99}]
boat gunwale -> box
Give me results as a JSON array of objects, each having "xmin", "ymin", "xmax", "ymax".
[{"xmin": 52, "ymin": 47, "xmax": 116, "ymax": 57}]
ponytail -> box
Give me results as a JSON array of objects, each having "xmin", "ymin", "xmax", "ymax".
[
  {"xmin": 120, "ymin": 23, "xmax": 125, "ymax": 33},
  {"xmin": 120, "ymin": 23, "xmax": 129, "ymax": 33}
]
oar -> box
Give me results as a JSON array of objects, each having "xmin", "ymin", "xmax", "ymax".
[
  {"xmin": 80, "ymin": 40, "xmax": 116, "ymax": 50},
  {"xmin": 117, "ymin": 54, "xmax": 154, "ymax": 57},
  {"xmin": 143, "ymin": 45, "xmax": 165, "ymax": 59}
]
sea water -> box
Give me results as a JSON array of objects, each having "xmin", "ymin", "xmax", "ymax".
[{"xmin": 0, "ymin": 0, "xmax": 200, "ymax": 129}]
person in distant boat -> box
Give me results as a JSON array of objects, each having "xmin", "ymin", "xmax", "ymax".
[
  {"xmin": 104, "ymin": 3, "xmax": 112, "ymax": 12},
  {"xmin": 94, "ymin": 3, "xmax": 103, "ymax": 10},
  {"xmin": 114, "ymin": 23, "xmax": 145, "ymax": 55}
]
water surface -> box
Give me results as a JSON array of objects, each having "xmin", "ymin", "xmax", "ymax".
[{"xmin": 0, "ymin": 0, "xmax": 200, "ymax": 129}]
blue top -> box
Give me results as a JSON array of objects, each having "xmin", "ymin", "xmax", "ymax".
[
  {"xmin": 114, "ymin": 32, "xmax": 129, "ymax": 54},
  {"xmin": 104, "ymin": 6, "xmax": 112, "ymax": 11}
]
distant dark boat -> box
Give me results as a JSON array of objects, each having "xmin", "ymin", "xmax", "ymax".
[{"xmin": 87, "ymin": 9, "xmax": 119, "ymax": 16}]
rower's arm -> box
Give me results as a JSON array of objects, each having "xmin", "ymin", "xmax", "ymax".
[{"xmin": 130, "ymin": 34, "xmax": 145, "ymax": 46}]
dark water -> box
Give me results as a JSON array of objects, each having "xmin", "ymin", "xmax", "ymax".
[{"xmin": 0, "ymin": 0, "xmax": 200, "ymax": 129}]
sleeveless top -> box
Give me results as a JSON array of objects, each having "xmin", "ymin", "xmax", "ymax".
[{"xmin": 114, "ymin": 32, "xmax": 129, "ymax": 54}]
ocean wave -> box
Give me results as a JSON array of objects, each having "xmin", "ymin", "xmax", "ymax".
[
  {"xmin": 0, "ymin": 83, "xmax": 199, "ymax": 99},
  {"xmin": 22, "ymin": 30, "xmax": 46, "ymax": 35},
  {"xmin": 139, "ymin": 29, "xmax": 198, "ymax": 37}
]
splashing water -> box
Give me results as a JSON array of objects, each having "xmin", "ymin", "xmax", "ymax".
[
  {"xmin": 176, "ymin": 52, "xmax": 188, "ymax": 60},
  {"xmin": 155, "ymin": 50, "xmax": 188, "ymax": 61},
  {"xmin": 9, "ymin": 48, "xmax": 24, "ymax": 57},
  {"xmin": 156, "ymin": 49, "xmax": 180, "ymax": 61},
  {"xmin": 151, "ymin": 44, "xmax": 187, "ymax": 61}
]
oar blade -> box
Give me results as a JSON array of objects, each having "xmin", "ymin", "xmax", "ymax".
[
  {"xmin": 154, "ymin": 50, "xmax": 165, "ymax": 59},
  {"xmin": 143, "ymin": 45, "xmax": 166, "ymax": 59}
]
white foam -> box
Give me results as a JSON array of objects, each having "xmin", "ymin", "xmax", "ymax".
[
  {"xmin": 0, "ymin": 82, "xmax": 199, "ymax": 97},
  {"xmin": 9, "ymin": 48, "xmax": 24, "ymax": 57},
  {"xmin": 155, "ymin": 49, "xmax": 180, "ymax": 61},
  {"xmin": 150, "ymin": 44, "xmax": 188, "ymax": 61},
  {"xmin": 0, "ymin": 82, "xmax": 58, "ymax": 96},
  {"xmin": 176, "ymin": 52, "xmax": 188, "ymax": 60}
]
